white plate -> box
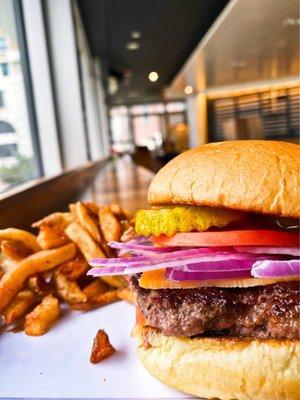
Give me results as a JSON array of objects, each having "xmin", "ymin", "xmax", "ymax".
[{"xmin": 0, "ymin": 301, "xmax": 194, "ymax": 399}]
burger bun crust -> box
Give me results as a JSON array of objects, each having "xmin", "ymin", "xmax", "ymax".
[
  {"xmin": 148, "ymin": 140, "xmax": 300, "ymax": 218},
  {"xmin": 134, "ymin": 325, "xmax": 300, "ymax": 400}
]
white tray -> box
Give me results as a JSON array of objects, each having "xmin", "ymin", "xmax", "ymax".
[{"xmin": 0, "ymin": 301, "xmax": 194, "ymax": 399}]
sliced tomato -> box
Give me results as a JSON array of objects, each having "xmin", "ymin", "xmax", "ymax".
[{"xmin": 152, "ymin": 230, "xmax": 299, "ymax": 247}]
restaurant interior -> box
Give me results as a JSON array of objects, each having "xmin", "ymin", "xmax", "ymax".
[
  {"xmin": 0, "ymin": 2, "xmax": 299, "ymax": 398},
  {"xmin": 0, "ymin": 0, "xmax": 299, "ymax": 227}
]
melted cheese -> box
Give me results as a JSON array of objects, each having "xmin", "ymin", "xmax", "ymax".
[{"xmin": 138, "ymin": 269, "xmax": 299, "ymax": 289}]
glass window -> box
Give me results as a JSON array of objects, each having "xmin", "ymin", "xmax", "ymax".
[
  {"xmin": 133, "ymin": 115, "xmax": 164, "ymax": 149},
  {"xmin": 110, "ymin": 106, "xmax": 134, "ymax": 153},
  {"xmin": 0, "ymin": 0, "xmax": 41, "ymax": 193}
]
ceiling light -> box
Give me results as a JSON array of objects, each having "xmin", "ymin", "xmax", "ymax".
[
  {"xmin": 148, "ymin": 71, "xmax": 159, "ymax": 82},
  {"xmin": 184, "ymin": 85, "xmax": 193, "ymax": 95},
  {"xmin": 131, "ymin": 31, "xmax": 141, "ymax": 39},
  {"xmin": 126, "ymin": 41, "xmax": 140, "ymax": 50}
]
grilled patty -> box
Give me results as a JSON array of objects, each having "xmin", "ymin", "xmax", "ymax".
[{"xmin": 131, "ymin": 277, "xmax": 300, "ymax": 339}]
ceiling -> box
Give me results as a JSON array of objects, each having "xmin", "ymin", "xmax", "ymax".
[
  {"xmin": 77, "ymin": 0, "xmax": 229, "ymax": 105},
  {"xmin": 168, "ymin": 0, "xmax": 300, "ymax": 97}
]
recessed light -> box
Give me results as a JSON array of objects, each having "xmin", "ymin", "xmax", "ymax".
[
  {"xmin": 148, "ymin": 71, "xmax": 159, "ymax": 82},
  {"xmin": 131, "ymin": 31, "xmax": 141, "ymax": 39},
  {"xmin": 184, "ymin": 85, "xmax": 193, "ymax": 95},
  {"xmin": 126, "ymin": 41, "xmax": 140, "ymax": 50}
]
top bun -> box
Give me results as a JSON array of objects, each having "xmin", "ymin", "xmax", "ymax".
[{"xmin": 148, "ymin": 140, "xmax": 300, "ymax": 218}]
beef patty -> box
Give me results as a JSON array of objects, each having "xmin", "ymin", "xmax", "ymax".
[{"xmin": 130, "ymin": 277, "xmax": 300, "ymax": 339}]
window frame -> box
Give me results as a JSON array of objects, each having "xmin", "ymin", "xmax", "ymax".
[{"xmin": 13, "ymin": 0, "xmax": 44, "ymax": 178}]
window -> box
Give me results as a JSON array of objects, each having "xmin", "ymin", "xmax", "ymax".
[
  {"xmin": 110, "ymin": 106, "xmax": 134, "ymax": 153},
  {"xmin": 0, "ymin": 0, "xmax": 42, "ymax": 193},
  {"xmin": 208, "ymin": 87, "xmax": 300, "ymax": 142},
  {"xmin": 110, "ymin": 101, "xmax": 187, "ymax": 153}
]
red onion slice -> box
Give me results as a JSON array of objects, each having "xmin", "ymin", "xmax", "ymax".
[
  {"xmin": 251, "ymin": 259, "xmax": 300, "ymax": 278},
  {"xmin": 183, "ymin": 259, "xmax": 256, "ymax": 272},
  {"xmin": 166, "ymin": 268, "xmax": 251, "ymax": 281},
  {"xmin": 108, "ymin": 241, "xmax": 183, "ymax": 255},
  {"xmin": 123, "ymin": 253, "xmax": 276, "ymax": 274},
  {"xmin": 234, "ymin": 246, "xmax": 299, "ymax": 256}
]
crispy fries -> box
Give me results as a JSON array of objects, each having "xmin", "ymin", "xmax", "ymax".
[
  {"xmin": 32, "ymin": 212, "xmax": 73, "ymax": 229},
  {"xmin": 0, "ymin": 228, "xmax": 41, "ymax": 252},
  {"xmin": 71, "ymin": 202, "xmax": 101, "ymax": 243},
  {"xmin": 83, "ymin": 279, "xmax": 110, "ymax": 299},
  {"xmin": 0, "ymin": 253, "xmax": 20, "ymax": 274},
  {"xmin": 58, "ymin": 256, "xmax": 89, "ymax": 281},
  {"xmin": 117, "ymin": 287, "xmax": 136, "ymax": 304},
  {"xmin": 90, "ymin": 289, "xmax": 120, "ymax": 306},
  {"xmin": 120, "ymin": 226, "xmax": 137, "ymax": 242},
  {"xmin": 2, "ymin": 290, "xmax": 35, "ymax": 324},
  {"xmin": 0, "ymin": 243, "xmax": 76, "ymax": 311},
  {"xmin": 24, "ymin": 295, "xmax": 60, "ymax": 336},
  {"xmin": 90, "ymin": 329, "xmax": 115, "ymax": 363},
  {"xmin": 99, "ymin": 207, "xmax": 122, "ymax": 242},
  {"xmin": 27, "ymin": 275, "xmax": 55, "ymax": 298},
  {"xmin": 85, "ymin": 202, "xmax": 99, "ymax": 216},
  {"xmin": 1, "ymin": 240, "xmax": 32, "ymax": 261},
  {"xmin": 53, "ymin": 270, "xmax": 87, "ymax": 304},
  {"xmin": 110, "ymin": 204, "xmax": 125, "ymax": 218},
  {"xmin": 37, "ymin": 225, "xmax": 70, "ymax": 250},
  {"xmin": 0, "ymin": 201, "xmax": 136, "ymax": 337},
  {"xmin": 72, "ymin": 288, "xmax": 120, "ymax": 311},
  {"xmin": 65, "ymin": 222, "xmax": 105, "ymax": 260}
]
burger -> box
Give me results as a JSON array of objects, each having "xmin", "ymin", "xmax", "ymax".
[{"xmin": 89, "ymin": 140, "xmax": 299, "ymax": 400}]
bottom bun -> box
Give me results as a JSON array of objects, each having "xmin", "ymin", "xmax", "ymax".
[{"xmin": 133, "ymin": 325, "xmax": 300, "ymax": 400}]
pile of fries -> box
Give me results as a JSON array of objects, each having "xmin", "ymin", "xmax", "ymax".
[{"xmin": 0, "ymin": 202, "xmax": 136, "ymax": 336}]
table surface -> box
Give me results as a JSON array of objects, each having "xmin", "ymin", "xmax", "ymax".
[{"xmin": 80, "ymin": 157, "xmax": 154, "ymax": 211}]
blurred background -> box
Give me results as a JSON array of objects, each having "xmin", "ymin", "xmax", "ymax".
[{"xmin": 0, "ymin": 0, "xmax": 299, "ymax": 194}]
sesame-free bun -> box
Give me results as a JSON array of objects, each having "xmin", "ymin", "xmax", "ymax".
[
  {"xmin": 134, "ymin": 326, "xmax": 300, "ymax": 400},
  {"xmin": 148, "ymin": 141, "xmax": 300, "ymax": 218}
]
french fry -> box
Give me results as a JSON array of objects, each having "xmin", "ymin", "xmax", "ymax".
[
  {"xmin": 99, "ymin": 207, "xmax": 122, "ymax": 242},
  {"xmin": 117, "ymin": 287, "xmax": 136, "ymax": 304},
  {"xmin": 64, "ymin": 222, "xmax": 123, "ymax": 287},
  {"xmin": 71, "ymin": 289, "xmax": 120, "ymax": 311},
  {"xmin": 0, "ymin": 228, "xmax": 40, "ymax": 252},
  {"xmin": 53, "ymin": 270, "xmax": 87, "ymax": 304},
  {"xmin": 0, "ymin": 243, "xmax": 76, "ymax": 311},
  {"xmin": 27, "ymin": 276, "xmax": 55, "ymax": 298},
  {"xmin": 1, "ymin": 240, "xmax": 32, "ymax": 261},
  {"xmin": 37, "ymin": 224, "xmax": 70, "ymax": 249},
  {"xmin": 85, "ymin": 202, "xmax": 99, "ymax": 216},
  {"xmin": 58, "ymin": 256, "xmax": 88, "ymax": 281},
  {"xmin": 0, "ymin": 253, "xmax": 19, "ymax": 274},
  {"xmin": 120, "ymin": 226, "xmax": 137, "ymax": 242},
  {"xmin": 90, "ymin": 289, "xmax": 120, "ymax": 306},
  {"xmin": 65, "ymin": 222, "xmax": 105, "ymax": 260},
  {"xmin": 2, "ymin": 290, "xmax": 35, "ymax": 324},
  {"xmin": 24, "ymin": 295, "xmax": 60, "ymax": 336},
  {"xmin": 32, "ymin": 212, "xmax": 73, "ymax": 229},
  {"xmin": 90, "ymin": 329, "xmax": 115, "ymax": 363},
  {"xmin": 83, "ymin": 279, "xmax": 110, "ymax": 299},
  {"xmin": 73, "ymin": 202, "xmax": 101, "ymax": 243},
  {"xmin": 109, "ymin": 204, "xmax": 125, "ymax": 219},
  {"xmin": 70, "ymin": 302, "xmax": 94, "ymax": 311},
  {"xmin": 102, "ymin": 275, "xmax": 127, "ymax": 288}
]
